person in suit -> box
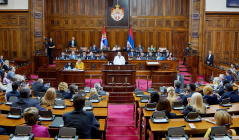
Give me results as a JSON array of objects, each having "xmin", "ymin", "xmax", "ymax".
[
  {"xmin": 7, "ymin": 66, "xmax": 16, "ymax": 81},
  {"xmin": 128, "ymin": 48, "xmax": 135, "ymax": 57},
  {"xmin": 0, "ymin": 127, "xmax": 7, "ymax": 135},
  {"xmin": 157, "ymin": 53, "xmax": 165, "ymax": 60},
  {"xmin": 101, "ymin": 45, "xmax": 109, "ymax": 51},
  {"xmin": 63, "ymin": 95, "xmax": 100, "ymax": 139},
  {"xmin": 203, "ymin": 86, "xmax": 218, "ymax": 105},
  {"xmin": 136, "ymin": 44, "xmax": 144, "ymax": 52},
  {"xmin": 0, "ymin": 55, "xmax": 5, "ymax": 65},
  {"xmin": 112, "ymin": 44, "xmax": 121, "ymax": 51},
  {"xmin": 41, "ymin": 88, "xmax": 56, "ymax": 106},
  {"xmin": 225, "ymin": 69, "xmax": 235, "ymax": 83},
  {"xmin": 80, "ymin": 52, "xmax": 87, "ymax": 60},
  {"xmin": 148, "ymin": 52, "xmax": 156, "ymax": 60},
  {"xmin": 31, "ymin": 79, "xmax": 47, "ymax": 97},
  {"xmin": 63, "ymin": 61, "xmax": 74, "ymax": 70},
  {"xmin": 88, "ymin": 52, "xmax": 96, "ymax": 60},
  {"xmin": 63, "ymin": 84, "xmax": 76, "ymax": 99},
  {"xmin": 2, "ymin": 60, "xmax": 10, "ymax": 71},
  {"xmin": 68, "ymin": 37, "xmax": 77, "ymax": 48},
  {"xmin": 167, "ymin": 52, "xmax": 173, "ymax": 60},
  {"xmin": 217, "ymin": 83, "xmax": 239, "ymax": 103},
  {"xmin": 59, "ymin": 52, "xmax": 67, "ymax": 60},
  {"xmin": 148, "ymin": 45, "xmax": 155, "ymax": 52},
  {"xmin": 90, "ymin": 44, "xmax": 98, "ymax": 52},
  {"xmin": 125, "ymin": 44, "xmax": 131, "ymax": 51},
  {"xmin": 75, "ymin": 58, "xmax": 84, "ymax": 70},
  {"xmin": 48, "ymin": 38, "xmax": 55, "ymax": 64},
  {"xmin": 99, "ymin": 52, "xmax": 106, "ymax": 60},
  {"xmin": 155, "ymin": 48, "xmax": 161, "ymax": 57},
  {"xmin": 216, "ymin": 79, "xmax": 229, "ymax": 96},
  {"xmin": 206, "ymin": 51, "xmax": 214, "ymax": 66},
  {"xmin": 57, "ymin": 82, "xmax": 69, "ymax": 97},
  {"xmin": 164, "ymin": 49, "xmax": 170, "ymax": 58},
  {"xmin": 174, "ymin": 80, "xmax": 181, "ymax": 94},
  {"xmin": 6, "ymin": 81, "xmax": 20, "ymax": 101},
  {"xmin": 181, "ymin": 84, "xmax": 196, "ymax": 105},
  {"xmin": 219, "ymin": 74, "xmax": 226, "ymax": 86},
  {"xmin": 23, "ymin": 107, "xmax": 50, "ymax": 137},
  {"xmin": 69, "ymin": 51, "xmax": 78, "ymax": 60},
  {"xmin": 156, "ymin": 98, "xmax": 176, "ymax": 118},
  {"xmin": 12, "ymin": 87, "xmax": 46, "ymax": 112}
]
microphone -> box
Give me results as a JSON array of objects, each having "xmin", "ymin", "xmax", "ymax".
[{"xmin": 180, "ymin": 125, "xmax": 186, "ymax": 127}]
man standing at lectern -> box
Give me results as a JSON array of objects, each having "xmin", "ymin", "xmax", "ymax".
[
  {"xmin": 113, "ymin": 52, "xmax": 125, "ymax": 65},
  {"xmin": 68, "ymin": 37, "xmax": 77, "ymax": 48}
]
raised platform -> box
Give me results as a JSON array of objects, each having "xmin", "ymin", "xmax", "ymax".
[
  {"xmin": 103, "ymin": 85, "xmax": 135, "ymax": 92},
  {"xmin": 108, "ymin": 92, "xmax": 134, "ymax": 103}
]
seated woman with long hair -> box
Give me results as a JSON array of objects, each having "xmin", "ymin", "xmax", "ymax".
[
  {"xmin": 89, "ymin": 88, "xmax": 98, "ymax": 96},
  {"xmin": 156, "ymin": 98, "xmax": 176, "ymax": 118},
  {"xmin": 213, "ymin": 77, "xmax": 220, "ymax": 89},
  {"xmin": 203, "ymin": 86, "xmax": 218, "ymax": 105},
  {"xmin": 75, "ymin": 58, "xmax": 85, "ymax": 70},
  {"xmin": 63, "ymin": 61, "xmax": 73, "ymax": 70},
  {"xmin": 189, "ymin": 92, "xmax": 206, "ymax": 115},
  {"xmin": 204, "ymin": 110, "xmax": 236, "ymax": 137},
  {"xmin": 41, "ymin": 88, "xmax": 56, "ymax": 106},
  {"xmin": 23, "ymin": 107, "xmax": 50, "ymax": 137},
  {"xmin": 167, "ymin": 87, "xmax": 180, "ymax": 106}
]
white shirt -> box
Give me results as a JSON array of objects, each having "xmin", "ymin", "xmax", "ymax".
[
  {"xmin": 72, "ymin": 40, "xmax": 74, "ymax": 46},
  {"xmin": 113, "ymin": 56, "xmax": 125, "ymax": 65},
  {"xmin": 208, "ymin": 54, "xmax": 211, "ymax": 59}
]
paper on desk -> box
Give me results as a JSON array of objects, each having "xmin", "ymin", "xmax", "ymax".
[
  {"xmin": 8, "ymin": 115, "xmax": 21, "ymax": 118},
  {"xmin": 214, "ymin": 136, "xmax": 231, "ymax": 140},
  {"xmin": 12, "ymin": 136, "xmax": 30, "ymax": 140},
  {"xmin": 39, "ymin": 117, "xmax": 52, "ymax": 120},
  {"xmin": 169, "ymin": 137, "xmax": 187, "ymax": 140},
  {"xmin": 154, "ymin": 118, "xmax": 168, "ymax": 123}
]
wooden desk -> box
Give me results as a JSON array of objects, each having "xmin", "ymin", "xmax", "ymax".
[
  {"xmin": 149, "ymin": 116, "xmax": 239, "ymax": 140},
  {"xmin": 38, "ymin": 65, "xmax": 58, "ymax": 87},
  {"xmin": 65, "ymin": 99, "xmax": 108, "ymax": 108},
  {"xmin": 34, "ymin": 55, "xmax": 48, "ymax": 73},
  {"xmin": 57, "ymin": 70, "xmax": 85, "ymax": 87},
  {"xmin": 0, "ymin": 135, "xmax": 101, "ymax": 140}
]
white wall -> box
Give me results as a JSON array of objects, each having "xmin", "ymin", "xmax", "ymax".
[
  {"xmin": 0, "ymin": 0, "xmax": 28, "ymax": 10},
  {"xmin": 206, "ymin": 0, "xmax": 239, "ymax": 12}
]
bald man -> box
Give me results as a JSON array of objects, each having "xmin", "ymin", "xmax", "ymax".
[{"xmin": 113, "ymin": 52, "xmax": 125, "ymax": 65}]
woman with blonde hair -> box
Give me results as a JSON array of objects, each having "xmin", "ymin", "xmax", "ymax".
[
  {"xmin": 2, "ymin": 60, "xmax": 10, "ymax": 71},
  {"xmin": 167, "ymin": 87, "xmax": 179, "ymax": 106},
  {"xmin": 89, "ymin": 88, "xmax": 98, "ymax": 96},
  {"xmin": 57, "ymin": 82, "xmax": 68, "ymax": 97},
  {"xmin": 41, "ymin": 88, "xmax": 56, "ymax": 106},
  {"xmin": 189, "ymin": 92, "xmax": 206, "ymax": 114},
  {"xmin": 203, "ymin": 86, "xmax": 218, "ymax": 105},
  {"xmin": 204, "ymin": 110, "xmax": 236, "ymax": 137},
  {"xmin": 75, "ymin": 58, "xmax": 85, "ymax": 70},
  {"xmin": 213, "ymin": 77, "xmax": 220, "ymax": 88}
]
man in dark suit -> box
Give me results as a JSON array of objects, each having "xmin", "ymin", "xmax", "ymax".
[
  {"xmin": 0, "ymin": 55, "xmax": 5, "ymax": 65},
  {"xmin": 148, "ymin": 52, "xmax": 156, "ymax": 60},
  {"xmin": 125, "ymin": 44, "xmax": 131, "ymax": 51},
  {"xmin": 99, "ymin": 52, "xmax": 106, "ymax": 60},
  {"xmin": 63, "ymin": 95, "xmax": 100, "ymax": 139},
  {"xmin": 225, "ymin": 69, "xmax": 235, "ymax": 83},
  {"xmin": 139, "ymin": 53, "xmax": 146, "ymax": 60},
  {"xmin": 181, "ymin": 84, "xmax": 196, "ymax": 105},
  {"xmin": 164, "ymin": 49, "xmax": 170, "ymax": 58},
  {"xmin": 136, "ymin": 44, "xmax": 144, "ymax": 52},
  {"xmin": 69, "ymin": 51, "xmax": 78, "ymax": 60},
  {"xmin": 206, "ymin": 51, "xmax": 214, "ymax": 66},
  {"xmin": 31, "ymin": 79, "xmax": 47, "ymax": 96},
  {"xmin": 90, "ymin": 44, "xmax": 98, "ymax": 52},
  {"xmin": 216, "ymin": 79, "xmax": 229, "ymax": 96},
  {"xmin": 11, "ymin": 87, "xmax": 46, "ymax": 112},
  {"xmin": 101, "ymin": 45, "xmax": 109, "ymax": 51},
  {"xmin": 80, "ymin": 52, "xmax": 87, "ymax": 60},
  {"xmin": 174, "ymin": 80, "xmax": 181, "ymax": 94},
  {"xmin": 59, "ymin": 52, "xmax": 67, "ymax": 60},
  {"xmin": 68, "ymin": 37, "xmax": 77, "ymax": 48},
  {"xmin": 88, "ymin": 52, "xmax": 96, "ymax": 60},
  {"xmin": 128, "ymin": 48, "xmax": 136, "ymax": 57},
  {"xmin": 217, "ymin": 83, "xmax": 239, "ymax": 103}
]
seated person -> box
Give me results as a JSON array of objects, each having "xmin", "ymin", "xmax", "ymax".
[
  {"xmin": 23, "ymin": 107, "xmax": 50, "ymax": 137},
  {"xmin": 12, "ymin": 87, "xmax": 46, "ymax": 112},
  {"xmin": 204, "ymin": 110, "xmax": 236, "ymax": 137},
  {"xmin": 156, "ymin": 48, "xmax": 161, "ymax": 57},
  {"xmin": 181, "ymin": 84, "xmax": 196, "ymax": 105},
  {"xmin": 125, "ymin": 44, "xmax": 132, "ymax": 51},
  {"xmin": 139, "ymin": 53, "xmax": 146, "ymax": 60},
  {"xmin": 217, "ymin": 83, "xmax": 239, "ymax": 103},
  {"xmin": 88, "ymin": 52, "xmax": 96, "ymax": 60},
  {"xmin": 75, "ymin": 58, "xmax": 85, "ymax": 70},
  {"xmin": 80, "ymin": 51, "xmax": 87, "ymax": 60},
  {"xmin": 230, "ymin": 63, "xmax": 237, "ymax": 74},
  {"xmin": 112, "ymin": 44, "xmax": 121, "ymax": 51},
  {"xmin": 219, "ymin": 74, "xmax": 226, "ymax": 86},
  {"xmin": 69, "ymin": 51, "xmax": 78, "ymax": 60},
  {"xmin": 63, "ymin": 95, "xmax": 100, "ymax": 139},
  {"xmin": 0, "ymin": 55, "xmax": 5, "ymax": 65},
  {"xmin": 157, "ymin": 53, "xmax": 165, "ymax": 60},
  {"xmin": 31, "ymin": 79, "xmax": 47, "ymax": 97},
  {"xmin": 225, "ymin": 70, "xmax": 235, "ymax": 83},
  {"xmin": 90, "ymin": 44, "xmax": 98, "ymax": 52},
  {"xmin": 156, "ymin": 98, "xmax": 176, "ymax": 118},
  {"xmin": 185, "ymin": 92, "xmax": 206, "ymax": 115},
  {"xmin": 68, "ymin": 37, "xmax": 77, "ymax": 48},
  {"xmin": 148, "ymin": 45, "xmax": 155, "ymax": 52},
  {"xmin": 57, "ymin": 82, "xmax": 69, "ymax": 97},
  {"xmin": 136, "ymin": 44, "xmax": 144, "ymax": 52},
  {"xmin": 7, "ymin": 66, "xmax": 16, "ymax": 81},
  {"xmin": 3, "ymin": 72, "xmax": 10, "ymax": 84},
  {"xmin": 59, "ymin": 52, "xmax": 67, "ymax": 60},
  {"xmin": 213, "ymin": 77, "xmax": 220, "ymax": 89},
  {"xmin": 99, "ymin": 52, "xmax": 106, "ymax": 60},
  {"xmin": 167, "ymin": 87, "xmax": 180, "ymax": 106},
  {"xmin": 148, "ymin": 52, "xmax": 156, "ymax": 60},
  {"xmin": 203, "ymin": 86, "xmax": 218, "ymax": 105},
  {"xmin": 94, "ymin": 83, "xmax": 107, "ymax": 96},
  {"xmin": 167, "ymin": 52, "xmax": 173, "ymax": 60},
  {"xmin": 149, "ymin": 92, "xmax": 159, "ymax": 103},
  {"xmin": 113, "ymin": 52, "xmax": 125, "ymax": 65},
  {"xmin": 6, "ymin": 81, "xmax": 20, "ymax": 101},
  {"xmin": 0, "ymin": 127, "xmax": 7, "ymax": 135},
  {"xmin": 128, "ymin": 48, "xmax": 136, "ymax": 57},
  {"xmin": 64, "ymin": 61, "xmax": 74, "ymax": 70},
  {"xmin": 164, "ymin": 49, "xmax": 170, "ymax": 58},
  {"xmin": 2, "ymin": 60, "xmax": 10, "ymax": 71},
  {"xmin": 41, "ymin": 88, "xmax": 56, "ymax": 106},
  {"xmin": 101, "ymin": 45, "xmax": 109, "ymax": 51},
  {"xmin": 0, "ymin": 75, "xmax": 7, "ymax": 92},
  {"xmin": 174, "ymin": 80, "xmax": 181, "ymax": 94},
  {"xmin": 89, "ymin": 88, "xmax": 98, "ymax": 96},
  {"xmin": 63, "ymin": 84, "xmax": 76, "ymax": 99},
  {"xmin": 216, "ymin": 79, "xmax": 229, "ymax": 96}
]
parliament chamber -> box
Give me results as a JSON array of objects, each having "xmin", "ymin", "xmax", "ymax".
[{"xmin": 1, "ymin": 0, "xmax": 239, "ymax": 140}]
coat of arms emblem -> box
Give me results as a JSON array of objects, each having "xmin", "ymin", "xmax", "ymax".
[{"xmin": 111, "ymin": 4, "xmax": 124, "ymax": 21}]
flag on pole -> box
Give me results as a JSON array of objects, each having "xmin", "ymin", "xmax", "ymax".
[
  {"xmin": 100, "ymin": 26, "xmax": 108, "ymax": 50},
  {"xmin": 127, "ymin": 27, "xmax": 134, "ymax": 49}
]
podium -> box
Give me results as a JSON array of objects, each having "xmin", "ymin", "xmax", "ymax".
[{"xmin": 102, "ymin": 64, "xmax": 136, "ymax": 92}]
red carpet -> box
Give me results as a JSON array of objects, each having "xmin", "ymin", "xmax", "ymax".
[{"xmin": 106, "ymin": 104, "xmax": 139, "ymax": 140}]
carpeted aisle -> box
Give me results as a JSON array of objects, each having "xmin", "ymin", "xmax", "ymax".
[{"xmin": 106, "ymin": 104, "xmax": 139, "ymax": 140}]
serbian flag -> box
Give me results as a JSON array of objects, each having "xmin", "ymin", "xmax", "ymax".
[
  {"xmin": 100, "ymin": 26, "xmax": 108, "ymax": 50},
  {"xmin": 127, "ymin": 27, "xmax": 134, "ymax": 49}
]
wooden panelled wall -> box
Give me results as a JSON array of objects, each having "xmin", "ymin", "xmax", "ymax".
[
  {"xmin": 203, "ymin": 13, "xmax": 239, "ymax": 63},
  {"xmin": 46, "ymin": 0, "xmax": 189, "ymax": 59}
]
